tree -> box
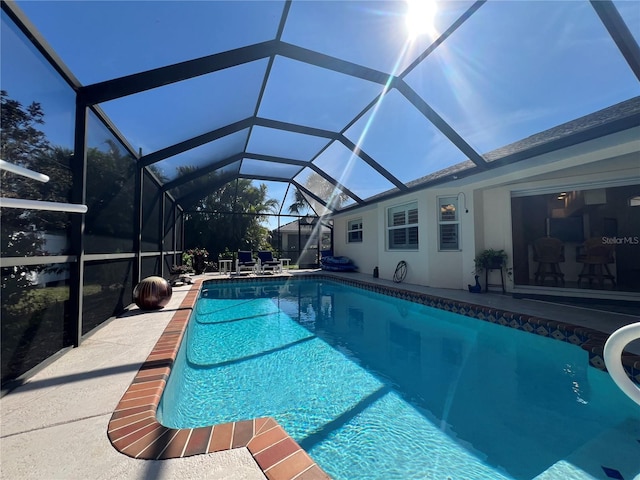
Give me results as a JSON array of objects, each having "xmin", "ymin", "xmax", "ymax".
[
  {"xmin": 288, "ymin": 171, "xmax": 349, "ymax": 215},
  {"xmin": 83, "ymin": 141, "xmax": 137, "ymax": 244},
  {"xmin": 1, "ymin": 91, "xmax": 74, "ymax": 383},
  {"xmin": 288, "ymin": 188, "xmax": 311, "ymax": 216},
  {"xmin": 181, "ymin": 171, "xmax": 279, "ymax": 258},
  {"xmin": 1, "ymin": 90, "xmax": 49, "ymax": 164},
  {"xmin": 1, "ymin": 91, "xmax": 73, "ymax": 258}
]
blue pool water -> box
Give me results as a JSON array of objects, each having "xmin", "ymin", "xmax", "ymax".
[{"xmin": 157, "ymin": 279, "xmax": 640, "ymax": 479}]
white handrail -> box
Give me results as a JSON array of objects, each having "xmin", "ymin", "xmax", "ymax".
[
  {"xmin": 0, "ymin": 159, "xmax": 87, "ymax": 213},
  {"xmin": 0, "ymin": 159, "xmax": 49, "ymax": 182},
  {"xmin": 0, "ymin": 197, "xmax": 88, "ymax": 213},
  {"xmin": 603, "ymin": 322, "xmax": 640, "ymax": 406}
]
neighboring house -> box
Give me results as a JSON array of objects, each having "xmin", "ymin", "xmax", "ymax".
[
  {"xmin": 272, "ymin": 219, "xmax": 332, "ymax": 267},
  {"xmin": 331, "ymin": 98, "xmax": 640, "ymax": 301}
]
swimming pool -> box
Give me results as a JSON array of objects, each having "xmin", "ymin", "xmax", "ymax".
[{"xmin": 157, "ymin": 278, "xmax": 640, "ymax": 479}]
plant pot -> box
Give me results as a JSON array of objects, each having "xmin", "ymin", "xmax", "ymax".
[{"xmin": 193, "ymin": 255, "xmax": 207, "ymax": 274}]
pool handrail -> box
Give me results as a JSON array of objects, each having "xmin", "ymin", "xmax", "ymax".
[{"xmin": 603, "ymin": 322, "xmax": 640, "ymax": 406}]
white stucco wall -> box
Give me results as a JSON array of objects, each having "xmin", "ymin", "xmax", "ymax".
[
  {"xmin": 334, "ymin": 189, "xmax": 476, "ymax": 288},
  {"xmin": 333, "ymin": 206, "xmax": 378, "ymax": 276},
  {"xmin": 375, "ymin": 194, "xmax": 427, "ymax": 285},
  {"xmin": 425, "ymin": 189, "xmax": 476, "ymax": 290},
  {"xmin": 477, "ymin": 186, "xmax": 515, "ymax": 291}
]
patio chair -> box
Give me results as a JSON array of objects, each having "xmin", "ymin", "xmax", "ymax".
[
  {"xmin": 257, "ymin": 250, "xmax": 282, "ymax": 274},
  {"xmin": 236, "ymin": 250, "xmax": 257, "ymax": 275}
]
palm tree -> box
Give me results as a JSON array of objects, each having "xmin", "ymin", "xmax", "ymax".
[
  {"xmin": 288, "ymin": 188, "xmax": 310, "ymax": 215},
  {"xmin": 287, "ymin": 172, "xmax": 350, "ymax": 215}
]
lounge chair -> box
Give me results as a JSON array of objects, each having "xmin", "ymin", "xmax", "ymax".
[
  {"xmin": 257, "ymin": 250, "xmax": 282, "ymax": 274},
  {"xmin": 236, "ymin": 250, "xmax": 257, "ymax": 275}
]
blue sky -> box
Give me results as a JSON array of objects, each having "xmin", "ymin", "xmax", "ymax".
[{"xmin": 4, "ymin": 0, "xmax": 640, "ymax": 229}]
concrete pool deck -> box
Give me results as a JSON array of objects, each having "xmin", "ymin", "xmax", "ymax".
[{"xmin": 1, "ymin": 270, "xmax": 638, "ymax": 479}]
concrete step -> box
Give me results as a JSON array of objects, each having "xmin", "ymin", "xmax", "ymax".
[{"xmin": 534, "ymin": 418, "xmax": 640, "ymax": 480}]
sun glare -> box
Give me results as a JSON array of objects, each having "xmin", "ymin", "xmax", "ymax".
[{"xmin": 405, "ymin": 0, "xmax": 437, "ymax": 39}]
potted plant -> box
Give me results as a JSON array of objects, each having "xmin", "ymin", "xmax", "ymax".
[
  {"xmin": 182, "ymin": 251, "xmax": 194, "ymax": 271},
  {"xmin": 473, "ymin": 248, "xmax": 509, "ymax": 273},
  {"xmin": 186, "ymin": 247, "xmax": 209, "ymax": 274},
  {"xmin": 219, "ymin": 248, "xmax": 234, "ymax": 260},
  {"xmin": 473, "ymin": 248, "xmax": 512, "ymax": 293}
]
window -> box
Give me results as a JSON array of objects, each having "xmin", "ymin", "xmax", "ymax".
[
  {"xmin": 387, "ymin": 202, "xmax": 418, "ymax": 250},
  {"xmin": 347, "ymin": 218, "xmax": 363, "ymax": 243},
  {"xmin": 438, "ymin": 197, "xmax": 459, "ymax": 250}
]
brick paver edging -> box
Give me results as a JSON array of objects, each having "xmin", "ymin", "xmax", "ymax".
[{"xmin": 107, "ymin": 278, "xmax": 330, "ymax": 480}]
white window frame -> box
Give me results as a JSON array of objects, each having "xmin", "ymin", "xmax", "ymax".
[
  {"xmin": 347, "ymin": 218, "xmax": 363, "ymax": 243},
  {"xmin": 438, "ymin": 196, "xmax": 460, "ymax": 251},
  {"xmin": 387, "ymin": 201, "xmax": 419, "ymax": 250}
]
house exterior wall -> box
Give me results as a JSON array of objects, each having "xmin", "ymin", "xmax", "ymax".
[
  {"xmin": 425, "ymin": 188, "xmax": 476, "ymax": 290},
  {"xmin": 334, "ymin": 190, "xmax": 475, "ymax": 287},
  {"xmin": 333, "ymin": 206, "xmax": 378, "ymax": 276},
  {"xmin": 375, "ymin": 194, "xmax": 427, "ymax": 286},
  {"xmin": 476, "ymin": 130, "xmax": 639, "ymax": 294},
  {"xmin": 331, "ymin": 126, "xmax": 639, "ymax": 294}
]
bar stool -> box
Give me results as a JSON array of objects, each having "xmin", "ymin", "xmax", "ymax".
[
  {"xmin": 577, "ymin": 238, "xmax": 616, "ymax": 287},
  {"xmin": 533, "ymin": 237, "xmax": 565, "ymax": 285}
]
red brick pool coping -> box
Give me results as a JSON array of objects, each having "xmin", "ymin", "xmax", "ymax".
[{"xmin": 108, "ymin": 278, "xmax": 330, "ymax": 480}]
